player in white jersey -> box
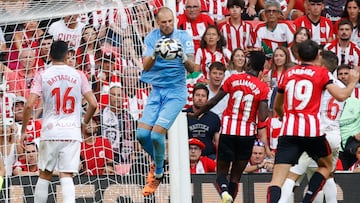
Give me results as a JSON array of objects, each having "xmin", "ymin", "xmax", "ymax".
[
  {"xmin": 20, "ymin": 41, "xmax": 97, "ymax": 203},
  {"xmin": 279, "ymin": 51, "xmax": 343, "ymax": 203}
]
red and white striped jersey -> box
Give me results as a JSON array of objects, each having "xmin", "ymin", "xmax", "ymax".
[
  {"xmin": 31, "ymin": 65, "xmax": 92, "ymax": 141},
  {"xmin": 293, "ymin": 16, "xmax": 334, "ymax": 45},
  {"xmin": 324, "ymin": 39, "xmax": 360, "ymax": 67},
  {"xmin": 351, "ymin": 85, "xmax": 360, "ymax": 99},
  {"xmin": 218, "ymin": 19, "xmax": 256, "ymax": 51},
  {"xmin": 278, "ymin": 64, "xmax": 331, "ymax": 137},
  {"xmin": 221, "ymin": 73, "xmax": 269, "ymax": 136},
  {"xmin": 195, "ymin": 47, "xmax": 231, "ymax": 79},
  {"xmin": 203, "ymin": 0, "xmax": 229, "ymax": 21},
  {"xmin": 266, "ymin": 116, "xmax": 282, "ymax": 150},
  {"xmin": 254, "ymin": 21, "xmax": 295, "ymax": 56},
  {"xmin": 177, "ymin": 13, "xmax": 215, "ymax": 51}
]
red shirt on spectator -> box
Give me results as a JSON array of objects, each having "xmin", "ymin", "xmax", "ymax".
[
  {"xmin": 190, "ymin": 156, "xmax": 216, "ymax": 174},
  {"xmin": 13, "ymin": 158, "xmax": 38, "ymax": 172}
]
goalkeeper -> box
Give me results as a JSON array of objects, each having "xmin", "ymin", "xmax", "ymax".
[{"xmin": 136, "ymin": 7, "xmax": 195, "ymax": 196}]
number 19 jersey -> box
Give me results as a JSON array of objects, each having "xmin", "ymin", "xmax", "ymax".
[
  {"xmin": 221, "ymin": 73, "xmax": 269, "ymax": 136},
  {"xmin": 31, "ymin": 64, "xmax": 92, "ymax": 141},
  {"xmin": 278, "ymin": 65, "xmax": 331, "ymax": 137}
]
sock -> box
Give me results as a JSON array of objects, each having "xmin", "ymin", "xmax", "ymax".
[
  {"xmin": 228, "ymin": 181, "xmax": 238, "ymax": 199},
  {"xmin": 323, "ymin": 177, "xmax": 337, "ymax": 203},
  {"xmin": 60, "ymin": 177, "xmax": 75, "ymax": 203},
  {"xmin": 216, "ymin": 175, "xmax": 229, "ymax": 194},
  {"xmin": 34, "ymin": 178, "xmax": 50, "ymax": 203},
  {"xmin": 278, "ymin": 178, "xmax": 295, "ymax": 203},
  {"xmin": 136, "ymin": 128, "xmax": 154, "ymax": 159},
  {"xmin": 302, "ymin": 172, "xmax": 326, "ymax": 203},
  {"xmin": 151, "ymin": 131, "xmax": 165, "ymax": 175},
  {"xmin": 267, "ymin": 186, "xmax": 281, "ymax": 203}
]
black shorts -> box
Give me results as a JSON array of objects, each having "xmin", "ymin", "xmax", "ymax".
[
  {"xmin": 217, "ymin": 134, "xmax": 256, "ymax": 162},
  {"xmin": 275, "ymin": 136, "xmax": 331, "ymax": 165}
]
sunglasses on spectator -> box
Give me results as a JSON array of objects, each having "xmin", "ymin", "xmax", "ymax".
[
  {"xmin": 265, "ymin": 9, "xmax": 280, "ymax": 14},
  {"xmin": 254, "ymin": 140, "xmax": 265, "ymax": 147},
  {"xmin": 185, "ymin": 5, "xmax": 199, "ymax": 9}
]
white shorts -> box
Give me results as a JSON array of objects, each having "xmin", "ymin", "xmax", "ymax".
[
  {"xmin": 38, "ymin": 140, "xmax": 80, "ymax": 173},
  {"xmin": 290, "ymin": 132, "xmax": 340, "ymax": 176}
]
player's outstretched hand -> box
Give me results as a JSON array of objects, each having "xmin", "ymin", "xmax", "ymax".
[
  {"xmin": 152, "ymin": 36, "xmax": 166, "ymax": 60},
  {"xmin": 348, "ymin": 69, "xmax": 360, "ymax": 84},
  {"xmin": 176, "ymin": 41, "xmax": 188, "ymax": 63}
]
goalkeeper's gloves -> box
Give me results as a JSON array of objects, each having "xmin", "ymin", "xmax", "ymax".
[
  {"xmin": 176, "ymin": 41, "xmax": 188, "ymax": 64},
  {"xmin": 152, "ymin": 36, "xmax": 166, "ymax": 60}
]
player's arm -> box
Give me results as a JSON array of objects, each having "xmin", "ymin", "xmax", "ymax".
[
  {"xmin": 21, "ymin": 93, "xmax": 39, "ymax": 147},
  {"xmin": 192, "ymin": 88, "xmax": 227, "ymax": 118},
  {"xmin": 274, "ymin": 91, "xmax": 284, "ymax": 119},
  {"xmin": 82, "ymin": 91, "xmax": 97, "ymax": 125},
  {"xmin": 327, "ymin": 69, "xmax": 359, "ymax": 101}
]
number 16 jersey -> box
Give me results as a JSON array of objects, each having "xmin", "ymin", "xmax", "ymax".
[{"xmin": 31, "ymin": 64, "xmax": 92, "ymax": 141}]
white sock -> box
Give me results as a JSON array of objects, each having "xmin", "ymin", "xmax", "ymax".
[
  {"xmin": 60, "ymin": 177, "xmax": 75, "ymax": 203},
  {"xmin": 312, "ymin": 190, "xmax": 324, "ymax": 203},
  {"xmin": 323, "ymin": 178, "xmax": 337, "ymax": 203},
  {"xmin": 278, "ymin": 178, "xmax": 295, "ymax": 203},
  {"xmin": 34, "ymin": 178, "xmax": 50, "ymax": 203}
]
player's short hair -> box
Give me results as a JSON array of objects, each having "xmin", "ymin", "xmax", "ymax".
[
  {"xmin": 227, "ymin": 0, "xmax": 245, "ymax": 9},
  {"xmin": 209, "ymin": 62, "xmax": 226, "ymax": 72},
  {"xmin": 297, "ymin": 40, "xmax": 319, "ymax": 62},
  {"xmin": 247, "ymin": 51, "xmax": 266, "ymax": 72},
  {"xmin": 193, "ymin": 83, "xmax": 209, "ymax": 98},
  {"xmin": 50, "ymin": 40, "xmax": 68, "ymax": 61},
  {"xmin": 320, "ymin": 50, "xmax": 338, "ymax": 73}
]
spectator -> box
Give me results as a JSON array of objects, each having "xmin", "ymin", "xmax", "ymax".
[
  {"xmin": 324, "ymin": 19, "xmax": 360, "ymax": 67},
  {"xmin": 36, "ymin": 34, "xmax": 53, "ymax": 69},
  {"xmin": 189, "ymin": 138, "xmax": 216, "ymax": 174},
  {"xmin": 242, "ymin": 0, "xmax": 259, "ymax": 20},
  {"xmin": 218, "ymin": 0, "xmax": 256, "ymax": 52},
  {"xmin": 177, "ymin": 0, "xmax": 215, "ymax": 51},
  {"xmin": 80, "ymin": 117, "xmax": 114, "ymax": 176},
  {"xmin": 254, "ymin": 1, "xmax": 295, "ymax": 58},
  {"xmin": 48, "ymin": 14, "xmax": 85, "ymax": 50},
  {"xmin": 334, "ymin": 0, "xmax": 360, "ymax": 47},
  {"xmin": 258, "ymin": 0, "xmax": 303, "ymax": 20},
  {"xmin": 100, "ymin": 85, "xmax": 137, "ymax": 174},
  {"xmin": 6, "ymin": 20, "xmax": 44, "ymax": 70},
  {"xmin": 187, "ymin": 84, "xmax": 221, "ymax": 160},
  {"xmin": 244, "ymin": 140, "xmax": 274, "ymax": 173},
  {"xmin": 13, "ymin": 142, "xmax": 39, "ymax": 176},
  {"xmin": 131, "ymin": 1, "xmax": 156, "ymax": 42},
  {"xmin": 202, "ymin": 0, "xmax": 230, "ymax": 23},
  {"xmin": 0, "ymin": 117, "xmax": 18, "ymax": 177},
  {"xmin": 288, "ymin": 27, "xmax": 311, "ymax": 64},
  {"xmin": 194, "ymin": 25, "xmax": 231, "ymax": 80},
  {"xmin": 76, "ymin": 25, "xmax": 99, "ymax": 75},
  {"xmin": 121, "ymin": 67, "xmax": 149, "ymax": 121},
  {"xmin": 337, "ymin": 64, "xmax": 351, "ymax": 85},
  {"xmin": 293, "ymin": 0, "xmax": 334, "ymax": 46},
  {"xmin": 322, "ymin": 0, "xmax": 347, "ymax": 23},
  {"xmin": 349, "ymin": 145, "xmax": 360, "ymax": 172},
  {"xmin": 176, "ymin": 0, "xmax": 208, "ymax": 15},
  {"xmin": 120, "ymin": 35, "xmax": 143, "ymax": 70},
  {"xmin": 207, "ymin": 62, "xmax": 229, "ymax": 119},
  {"xmin": 225, "ymin": 48, "xmax": 246, "ymax": 79}
]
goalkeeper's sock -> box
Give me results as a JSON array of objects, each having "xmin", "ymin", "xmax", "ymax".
[
  {"xmin": 136, "ymin": 128, "xmax": 154, "ymax": 159},
  {"xmin": 151, "ymin": 131, "xmax": 165, "ymax": 175},
  {"xmin": 35, "ymin": 178, "xmax": 50, "ymax": 203},
  {"xmin": 61, "ymin": 177, "xmax": 75, "ymax": 203}
]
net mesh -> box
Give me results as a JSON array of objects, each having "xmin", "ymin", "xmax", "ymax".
[{"xmin": 0, "ymin": 0, "xmax": 171, "ymax": 202}]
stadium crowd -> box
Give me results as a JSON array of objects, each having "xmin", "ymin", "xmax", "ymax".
[{"xmin": 0, "ymin": 0, "xmax": 358, "ymax": 191}]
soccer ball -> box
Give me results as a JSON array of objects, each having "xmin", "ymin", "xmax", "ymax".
[{"xmin": 158, "ymin": 38, "xmax": 180, "ymax": 60}]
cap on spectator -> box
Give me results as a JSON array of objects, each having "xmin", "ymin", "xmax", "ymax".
[
  {"xmin": 308, "ymin": 0, "xmax": 323, "ymax": 2},
  {"xmin": 15, "ymin": 96, "xmax": 26, "ymax": 104},
  {"xmin": 188, "ymin": 138, "xmax": 205, "ymax": 150},
  {"xmin": 227, "ymin": 0, "xmax": 245, "ymax": 9}
]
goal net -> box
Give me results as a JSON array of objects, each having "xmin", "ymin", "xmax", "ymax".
[{"xmin": 0, "ymin": 0, "xmax": 172, "ymax": 202}]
